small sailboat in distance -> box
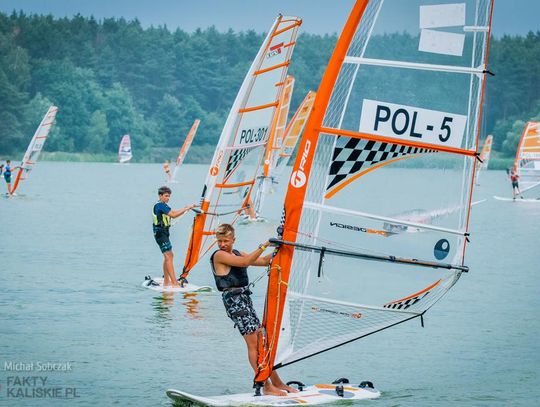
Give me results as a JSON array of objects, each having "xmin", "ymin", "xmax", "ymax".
[
  {"xmin": 11, "ymin": 106, "xmax": 58, "ymax": 195},
  {"xmin": 171, "ymin": 119, "xmax": 200, "ymax": 182},
  {"xmin": 118, "ymin": 134, "xmax": 132, "ymax": 163},
  {"xmin": 494, "ymin": 122, "xmax": 540, "ymax": 201}
]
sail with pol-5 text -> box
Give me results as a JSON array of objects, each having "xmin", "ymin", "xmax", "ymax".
[
  {"xmin": 11, "ymin": 106, "xmax": 58, "ymax": 194},
  {"xmin": 255, "ymin": 0, "xmax": 494, "ymax": 388},
  {"xmin": 180, "ymin": 15, "xmax": 302, "ymax": 279}
]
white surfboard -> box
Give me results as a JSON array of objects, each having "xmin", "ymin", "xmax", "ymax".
[
  {"xmin": 166, "ymin": 382, "xmax": 380, "ymax": 406},
  {"xmin": 493, "ymin": 195, "xmax": 540, "ymax": 202},
  {"xmin": 142, "ymin": 277, "xmax": 212, "ymax": 293}
]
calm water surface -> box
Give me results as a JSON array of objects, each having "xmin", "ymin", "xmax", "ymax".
[{"xmin": 0, "ymin": 162, "xmax": 538, "ymax": 406}]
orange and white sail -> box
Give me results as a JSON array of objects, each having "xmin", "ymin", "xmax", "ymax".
[
  {"xmin": 272, "ymin": 90, "xmax": 316, "ymax": 179},
  {"xmin": 514, "ymin": 122, "xmax": 540, "ymax": 194},
  {"xmin": 251, "ymin": 76, "xmax": 295, "ymax": 217},
  {"xmin": 172, "ymin": 119, "xmax": 200, "ymax": 181},
  {"xmin": 180, "ymin": 15, "xmax": 302, "ymax": 279},
  {"xmin": 118, "ymin": 135, "xmax": 132, "ymax": 163},
  {"xmin": 475, "ymin": 134, "xmax": 492, "ymax": 184},
  {"xmin": 255, "ymin": 0, "xmax": 494, "ymax": 385},
  {"xmin": 11, "ymin": 106, "xmax": 58, "ymax": 194}
]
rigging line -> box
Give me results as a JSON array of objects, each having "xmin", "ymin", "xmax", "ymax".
[
  {"xmin": 192, "ymin": 206, "xmax": 248, "ymax": 217},
  {"xmin": 269, "ymin": 238, "xmax": 469, "ymax": 272}
]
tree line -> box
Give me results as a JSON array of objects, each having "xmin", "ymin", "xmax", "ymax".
[{"xmin": 0, "ymin": 11, "xmax": 538, "ymax": 163}]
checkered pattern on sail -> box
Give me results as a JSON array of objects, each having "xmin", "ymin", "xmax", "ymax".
[
  {"xmin": 383, "ymin": 292, "xmax": 430, "ymax": 310},
  {"xmin": 327, "ymin": 137, "xmax": 435, "ymax": 191},
  {"xmin": 225, "ymin": 148, "xmax": 253, "ymax": 179}
]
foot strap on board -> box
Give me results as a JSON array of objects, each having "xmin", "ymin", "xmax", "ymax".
[{"xmin": 286, "ymin": 381, "xmax": 305, "ymax": 392}]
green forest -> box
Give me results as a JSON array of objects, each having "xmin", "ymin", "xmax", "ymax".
[{"xmin": 0, "ymin": 11, "xmax": 539, "ymax": 166}]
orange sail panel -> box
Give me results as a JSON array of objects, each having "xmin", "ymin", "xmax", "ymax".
[
  {"xmin": 272, "ymin": 90, "xmax": 316, "ymax": 179},
  {"xmin": 256, "ymin": 0, "xmax": 494, "ymax": 383},
  {"xmin": 181, "ymin": 15, "xmax": 302, "ymax": 278},
  {"xmin": 514, "ymin": 122, "xmax": 540, "ymax": 194},
  {"xmin": 172, "ymin": 119, "xmax": 200, "ymax": 181}
]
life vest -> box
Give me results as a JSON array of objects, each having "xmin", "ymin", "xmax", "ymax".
[
  {"xmin": 152, "ymin": 202, "xmax": 171, "ymax": 229},
  {"xmin": 210, "ymin": 249, "xmax": 249, "ymax": 291}
]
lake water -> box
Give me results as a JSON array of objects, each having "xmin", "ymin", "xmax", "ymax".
[{"xmin": 0, "ymin": 162, "xmax": 538, "ymax": 406}]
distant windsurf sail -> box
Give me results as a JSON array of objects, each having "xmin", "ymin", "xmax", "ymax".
[
  {"xmin": 172, "ymin": 119, "xmax": 200, "ymax": 181},
  {"xmin": 180, "ymin": 15, "xmax": 302, "ymax": 279},
  {"xmin": 256, "ymin": 0, "xmax": 494, "ymax": 385},
  {"xmin": 11, "ymin": 106, "xmax": 58, "ymax": 194},
  {"xmin": 514, "ymin": 122, "xmax": 540, "ymax": 194},
  {"xmin": 475, "ymin": 134, "xmax": 492, "ymax": 184},
  {"xmin": 273, "ymin": 90, "xmax": 316, "ymax": 179},
  {"xmin": 118, "ymin": 135, "xmax": 132, "ymax": 163},
  {"xmin": 252, "ymin": 75, "xmax": 296, "ymax": 217}
]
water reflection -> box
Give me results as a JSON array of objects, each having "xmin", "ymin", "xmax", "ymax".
[{"xmin": 151, "ymin": 292, "xmax": 204, "ymax": 322}]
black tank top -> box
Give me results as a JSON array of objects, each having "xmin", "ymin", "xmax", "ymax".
[{"xmin": 210, "ymin": 249, "xmax": 249, "ymax": 291}]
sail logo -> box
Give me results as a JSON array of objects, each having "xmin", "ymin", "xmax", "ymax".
[
  {"xmin": 312, "ymin": 306, "xmax": 362, "ymax": 319},
  {"xmin": 266, "ymin": 42, "xmax": 284, "ymax": 59},
  {"xmin": 210, "ymin": 150, "xmax": 224, "ymax": 176},
  {"xmin": 418, "ymin": 3, "xmax": 467, "ymax": 57},
  {"xmin": 290, "ymin": 140, "xmax": 311, "ymax": 188}
]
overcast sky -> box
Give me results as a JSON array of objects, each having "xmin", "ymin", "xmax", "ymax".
[{"xmin": 0, "ymin": 0, "xmax": 538, "ymax": 37}]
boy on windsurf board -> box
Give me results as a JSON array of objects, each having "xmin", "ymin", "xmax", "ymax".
[
  {"xmin": 210, "ymin": 224, "xmax": 298, "ymax": 396},
  {"xmin": 152, "ymin": 186, "xmax": 197, "ymax": 288}
]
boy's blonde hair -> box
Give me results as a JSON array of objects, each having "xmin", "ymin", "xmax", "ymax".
[{"xmin": 216, "ymin": 223, "xmax": 235, "ymax": 238}]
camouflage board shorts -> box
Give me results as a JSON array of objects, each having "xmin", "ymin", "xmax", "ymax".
[{"xmin": 222, "ymin": 289, "xmax": 260, "ymax": 336}]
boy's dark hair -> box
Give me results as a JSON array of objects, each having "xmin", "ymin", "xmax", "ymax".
[
  {"xmin": 158, "ymin": 186, "xmax": 172, "ymax": 195},
  {"xmin": 6, "ymin": 160, "xmax": 10, "ymax": 164}
]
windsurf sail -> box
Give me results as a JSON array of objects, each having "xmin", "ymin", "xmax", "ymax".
[
  {"xmin": 251, "ymin": 76, "xmax": 296, "ymax": 218},
  {"xmin": 180, "ymin": 15, "xmax": 302, "ymax": 279},
  {"xmin": 256, "ymin": 0, "xmax": 494, "ymax": 384},
  {"xmin": 118, "ymin": 134, "xmax": 132, "ymax": 163},
  {"xmin": 272, "ymin": 90, "xmax": 316, "ymax": 179},
  {"xmin": 11, "ymin": 106, "xmax": 58, "ymax": 194},
  {"xmin": 514, "ymin": 122, "xmax": 540, "ymax": 194},
  {"xmin": 172, "ymin": 119, "xmax": 201, "ymax": 181},
  {"xmin": 475, "ymin": 134, "xmax": 492, "ymax": 184}
]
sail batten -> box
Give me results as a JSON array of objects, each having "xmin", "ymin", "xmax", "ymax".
[
  {"xmin": 345, "ymin": 56, "xmax": 486, "ymax": 75},
  {"xmin": 304, "ymin": 201, "xmax": 467, "ymax": 236}
]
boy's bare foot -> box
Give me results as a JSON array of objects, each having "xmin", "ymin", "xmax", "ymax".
[
  {"xmin": 276, "ymin": 383, "xmax": 299, "ymax": 393},
  {"xmin": 263, "ymin": 383, "xmax": 287, "ymax": 396}
]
